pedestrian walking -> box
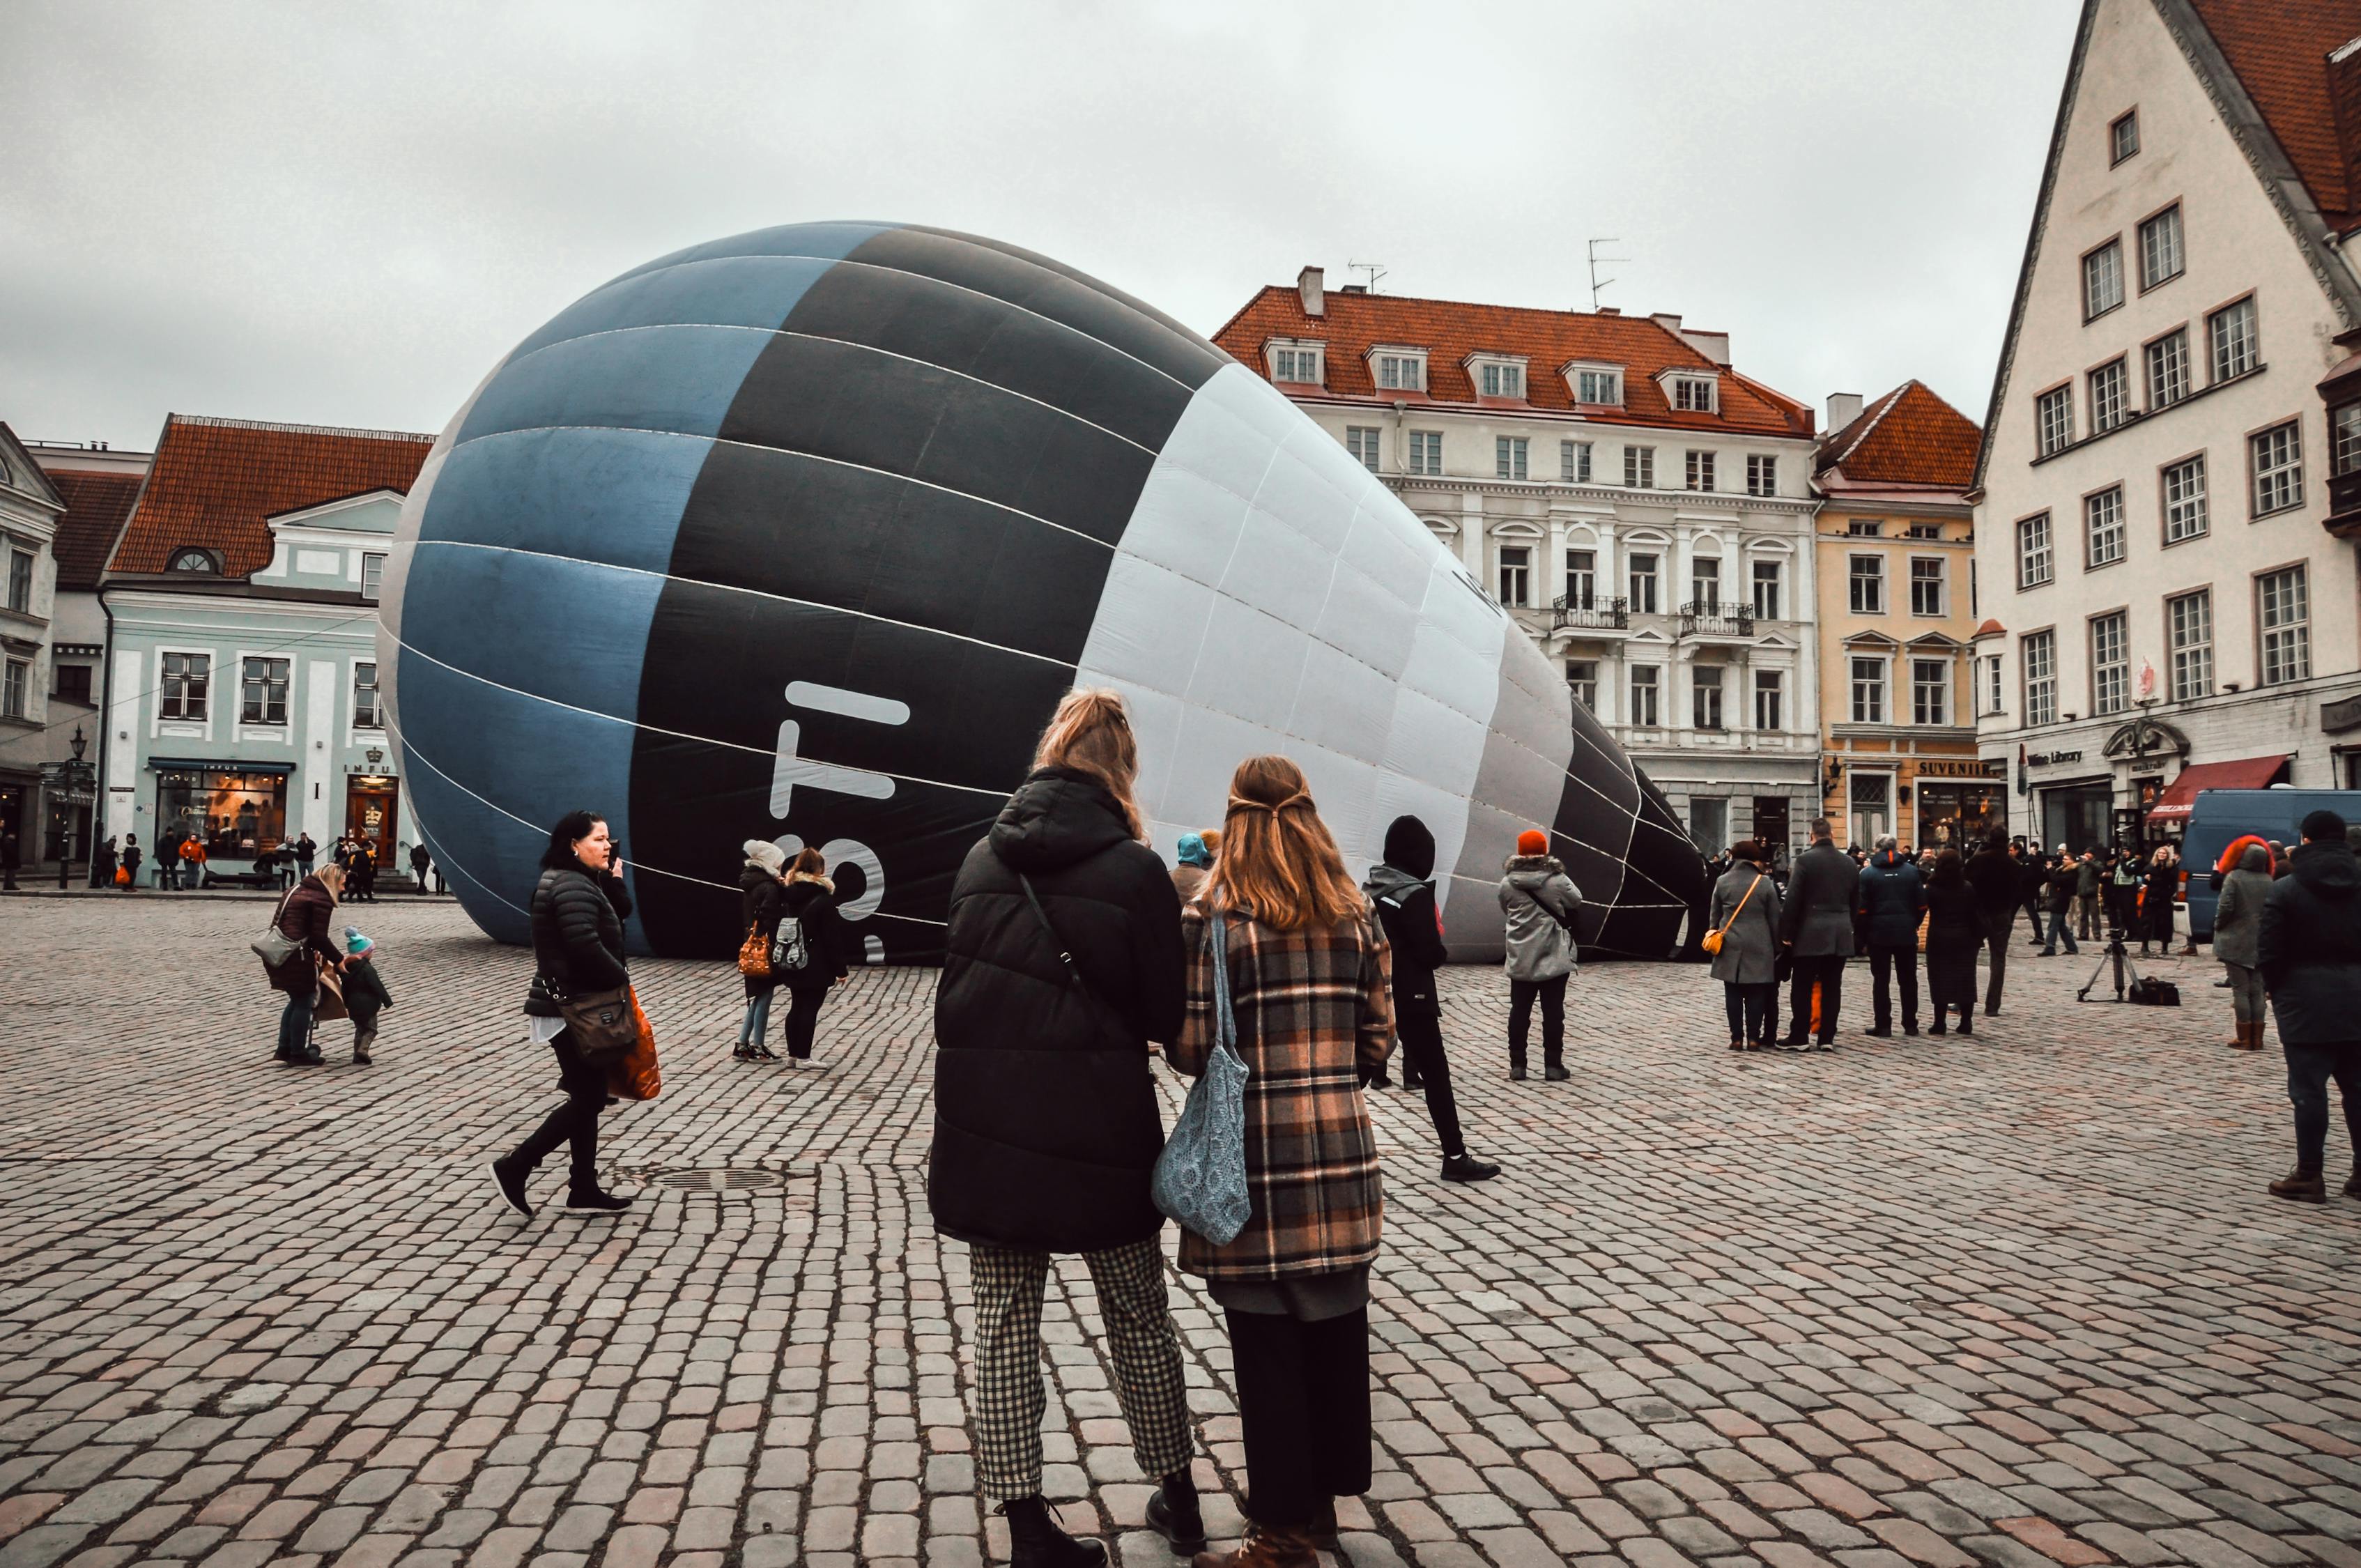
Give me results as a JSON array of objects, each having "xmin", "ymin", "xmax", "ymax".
[
  {"xmin": 1856, "ymin": 833, "xmax": 1927, "ymax": 1037},
  {"xmin": 91, "ymin": 836, "xmax": 115, "ymax": 889},
  {"xmin": 119, "ymin": 834, "xmax": 141, "ymax": 890},
  {"xmin": 1175, "ymin": 753, "xmax": 1391, "ymax": 1567},
  {"xmin": 156, "ymin": 828, "xmax": 181, "ymax": 891},
  {"xmin": 1498, "ymin": 829, "xmax": 1580, "ymax": 1082},
  {"xmin": 1966, "ymin": 831, "xmax": 2020, "ymax": 1016},
  {"xmin": 266, "ymin": 862, "xmax": 346, "ymax": 1066},
  {"xmin": 352, "ymin": 841, "xmax": 378, "ymax": 902},
  {"xmin": 0, "ymin": 829, "xmax": 17, "ymax": 892},
  {"xmin": 410, "ymin": 841, "xmax": 433, "ymax": 893},
  {"xmin": 2038, "ymin": 853, "xmax": 2081, "ymax": 956},
  {"xmin": 735, "ymin": 840, "xmax": 787, "ymax": 1061},
  {"xmin": 1171, "ymin": 830, "xmax": 1216, "ymax": 904},
  {"xmin": 2016, "ymin": 843, "xmax": 2045, "ymax": 946},
  {"xmin": 1707, "ymin": 839, "xmax": 1783, "ymax": 1051},
  {"xmin": 2141, "ymin": 847, "xmax": 2178, "ymax": 955},
  {"xmin": 2258, "ymin": 810, "xmax": 2361, "ymax": 1204},
  {"xmin": 2215, "ymin": 842, "xmax": 2273, "ymax": 1052},
  {"xmin": 1777, "ymin": 818, "xmax": 1859, "ymax": 1050},
  {"xmin": 2075, "ymin": 850, "xmax": 2101, "ymax": 940},
  {"xmin": 773, "ymin": 847, "xmax": 849, "ymax": 1063},
  {"xmin": 182, "ymin": 834, "xmax": 207, "ymax": 891},
  {"xmin": 295, "ymin": 831, "xmax": 317, "ymax": 881},
  {"xmin": 930, "ymin": 689, "xmax": 1197, "ymax": 1567},
  {"xmin": 487, "ymin": 810, "xmax": 637, "ymax": 1221},
  {"xmin": 1923, "ymin": 850, "xmax": 1985, "ymax": 1036},
  {"xmin": 340, "ymin": 926, "xmax": 392, "ymax": 1066},
  {"xmin": 1364, "ymin": 814, "xmax": 1499, "ymax": 1181}
]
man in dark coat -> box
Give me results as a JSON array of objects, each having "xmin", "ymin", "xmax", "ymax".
[
  {"xmin": 0, "ymin": 828, "xmax": 16, "ymax": 892},
  {"xmin": 1855, "ymin": 835, "xmax": 1927, "ymax": 1037},
  {"xmin": 1364, "ymin": 815, "xmax": 1499, "ymax": 1184},
  {"xmin": 1965, "ymin": 832, "xmax": 2020, "ymax": 1016},
  {"xmin": 2015, "ymin": 842, "xmax": 2046, "ymax": 946},
  {"xmin": 2038, "ymin": 853, "xmax": 2082, "ymax": 956},
  {"xmin": 2258, "ymin": 809, "xmax": 2361, "ymax": 1204},
  {"xmin": 1776, "ymin": 819, "xmax": 1859, "ymax": 1050}
]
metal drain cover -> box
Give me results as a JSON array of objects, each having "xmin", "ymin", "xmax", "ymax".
[{"xmin": 643, "ymin": 1167, "xmax": 790, "ymax": 1192}]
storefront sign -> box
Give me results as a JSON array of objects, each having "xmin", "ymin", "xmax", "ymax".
[
  {"xmin": 1916, "ymin": 759, "xmax": 2003, "ymax": 778},
  {"xmin": 2027, "ymin": 749, "xmax": 2084, "ymax": 767}
]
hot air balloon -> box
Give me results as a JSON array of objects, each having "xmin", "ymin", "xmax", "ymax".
[{"xmin": 378, "ymin": 223, "xmax": 1704, "ymax": 963}]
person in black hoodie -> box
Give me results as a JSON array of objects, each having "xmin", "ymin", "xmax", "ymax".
[
  {"xmin": 2258, "ymin": 809, "xmax": 2361, "ymax": 1204},
  {"xmin": 1363, "ymin": 815, "xmax": 1500, "ymax": 1184},
  {"xmin": 1854, "ymin": 835, "xmax": 1926, "ymax": 1038},
  {"xmin": 771, "ymin": 847, "xmax": 850, "ymax": 1061},
  {"xmin": 1964, "ymin": 832, "xmax": 2020, "ymax": 1017},
  {"xmin": 932, "ymin": 689, "xmax": 1197, "ymax": 1567}
]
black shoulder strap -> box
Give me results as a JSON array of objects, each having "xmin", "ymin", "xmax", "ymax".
[{"xmin": 1015, "ymin": 871, "xmax": 1095, "ymax": 1002}]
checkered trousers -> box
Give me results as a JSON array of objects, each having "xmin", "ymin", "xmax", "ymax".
[{"xmin": 967, "ymin": 1237, "xmax": 1193, "ymax": 1500}]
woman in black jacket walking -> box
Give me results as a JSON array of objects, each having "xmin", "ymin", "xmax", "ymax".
[
  {"xmin": 772, "ymin": 847, "xmax": 850, "ymax": 1063},
  {"xmin": 1923, "ymin": 850, "xmax": 1986, "ymax": 1036},
  {"xmin": 489, "ymin": 810, "xmax": 635, "ymax": 1220}
]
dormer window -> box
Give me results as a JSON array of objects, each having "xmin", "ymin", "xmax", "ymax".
[
  {"xmin": 167, "ymin": 547, "xmax": 222, "ymax": 574},
  {"xmin": 1270, "ymin": 341, "xmax": 1325, "ymax": 385},
  {"xmin": 1370, "ymin": 347, "xmax": 1426, "ymax": 392},
  {"xmin": 1564, "ymin": 362, "xmax": 1624, "ymax": 406},
  {"xmin": 1668, "ymin": 374, "xmax": 1718, "ymax": 413},
  {"xmin": 1466, "ymin": 355, "xmax": 1527, "ymax": 400}
]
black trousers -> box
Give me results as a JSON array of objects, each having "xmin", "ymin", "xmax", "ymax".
[
  {"xmin": 1784, "ymin": 955, "xmax": 1846, "ymax": 1043},
  {"xmin": 510, "ymin": 1032, "xmax": 608, "ymax": 1194},
  {"xmin": 1981, "ymin": 926, "xmax": 2010, "ymax": 1014},
  {"xmin": 2021, "ymin": 891, "xmax": 2044, "ymax": 942},
  {"xmin": 2286, "ymin": 1043, "xmax": 2361, "ymax": 1174},
  {"xmin": 1868, "ymin": 944, "xmax": 1918, "ymax": 1031},
  {"xmin": 1394, "ymin": 1010, "xmax": 1464, "ymax": 1158},
  {"xmin": 1723, "ymin": 981, "xmax": 1775, "ymax": 1045},
  {"xmin": 780, "ymin": 983, "xmax": 831, "ymax": 1059},
  {"xmin": 1507, "ymin": 975, "xmax": 1567, "ymax": 1070},
  {"xmin": 1227, "ymin": 1307, "xmax": 1372, "ymax": 1530}
]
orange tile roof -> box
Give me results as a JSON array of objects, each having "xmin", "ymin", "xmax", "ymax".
[
  {"xmin": 43, "ymin": 469, "xmax": 145, "ymax": 592},
  {"xmin": 2187, "ymin": 0, "xmax": 2361, "ymax": 229},
  {"xmin": 1815, "ymin": 381, "xmax": 1981, "ymax": 489},
  {"xmin": 1208, "ymin": 286, "xmax": 1815, "ymax": 438},
  {"xmin": 109, "ymin": 415, "xmax": 431, "ymax": 577}
]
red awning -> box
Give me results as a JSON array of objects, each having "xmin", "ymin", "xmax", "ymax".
[{"xmin": 2145, "ymin": 755, "xmax": 2292, "ymax": 822}]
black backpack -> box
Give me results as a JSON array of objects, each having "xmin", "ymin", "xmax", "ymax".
[{"xmin": 2128, "ymin": 976, "xmax": 2181, "ymax": 1007}]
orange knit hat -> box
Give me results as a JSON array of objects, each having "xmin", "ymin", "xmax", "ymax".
[{"xmin": 1516, "ymin": 829, "xmax": 1548, "ymax": 856}]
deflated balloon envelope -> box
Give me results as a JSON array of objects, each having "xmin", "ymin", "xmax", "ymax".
[{"xmin": 378, "ymin": 222, "xmax": 1704, "ymax": 963}]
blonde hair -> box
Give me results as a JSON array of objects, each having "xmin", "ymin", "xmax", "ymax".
[
  {"xmin": 316, "ymin": 863, "xmax": 346, "ymax": 898},
  {"xmin": 1203, "ymin": 755, "xmax": 1364, "ymax": 932},
  {"xmin": 1033, "ymin": 687, "xmax": 1144, "ymax": 840}
]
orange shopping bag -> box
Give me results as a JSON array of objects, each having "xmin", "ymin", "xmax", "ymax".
[{"xmin": 609, "ymin": 989, "xmax": 661, "ymax": 1101}]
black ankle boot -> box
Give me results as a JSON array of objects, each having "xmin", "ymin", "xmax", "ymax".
[
  {"xmin": 999, "ymin": 1495, "xmax": 1105, "ymax": 1567},
  {"xmin": 1144, "ymin": 1470, "xmax": 1204, "ymax": 1553}
]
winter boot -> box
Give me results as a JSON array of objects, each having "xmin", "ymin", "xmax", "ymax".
[
  {"xmin": 1144, "ymin": 1470, "xmax": 1205, "ymax": 1553},
  {"xmin": 1190, "ymin": 1521, "xmax": 1317, "ymax": 1568},
  {"xmin": 1000, "ymin": 1495, "xmax": 1107, "ymax": 1567},
  {"xmin": 2269, "ymin": 1168, "xmax": 2328, "ymax": 1204},
  {"xmin": 1543, "ymin": 1056, "xmax": 1570, "ymax": 1082},
  {"xmin": 2345, "ymin": 1160, "xmax": 2361, "ymax": 1198},
  {"xmin": 353, "ymin": 1029, "xmax": 376, "ymax": 1066}
]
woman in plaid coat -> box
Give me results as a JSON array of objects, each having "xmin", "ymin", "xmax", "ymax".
[{"xmin": 1170, "ymin": 755, "xmax": 1393, "ymax": 1568}]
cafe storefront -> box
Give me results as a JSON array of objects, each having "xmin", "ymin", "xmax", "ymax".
[{"xmin": 151, "ymin": 760, "xmax": 292, "ymax": 862}]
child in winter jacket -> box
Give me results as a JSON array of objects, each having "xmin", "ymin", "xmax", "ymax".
[{"xmin": 341, "ymin": 926, "xmax": 392, "ymax": 1065}]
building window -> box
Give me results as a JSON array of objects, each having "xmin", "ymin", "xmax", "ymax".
[
  {"xmin": 2111, "ymin": 109, "xmax": 2139, "ymax": 164},
  {"xmin": 2259, "ymin": 565, "xmax": 2310, "ymax": 686},
  {"xmin": 2335, "ymin": 402, "xmax": 2361, "ymax": 475},
  {"xmin": 2084, "ymin": 486, "xmax": 2125, "ymax": 568},
  {"xmin": 1495, "ymin": 436, "xmax": 1529, "ymax": 480},
  {"xmin": 361, "ymin": 552, "xmax": 388, "ymax": 602},
  {"xmin": 1982, "ymin": 653, "xmax": 2004, "ymax": 716},
  {"xmin": 2092, "ymin": 610, "xmax": 2128, "ymax": 716},
  {"xmin": 1566, "ymin": 660, "xmax": 1597, "ymax": 711},
  {"xmin": 2022, "ymin": 631, "xmax": 2057, "ymax": 725},
  {"xmin": 1693, "ymin": 667, "xmax": 1725, "ymax": 730},
  {"xmin": 155, "ymin": 769, "xmax": 287, "ymax": 860},
  {"xmin": 1847, "ymin": 519, "xmax": 1884, "ymax": 537},
  {"xmin": 1912, "ymin": 659, "xmax": 1951, "ymax": 726},
  {"xmin": 1851, "ymin": 657, "xmax": 1888, "ymax": 724},
  {"xmin": 1909, "ymin": 558, "xmax": 1946, "ymax": 616},
  {"xmin": 1478, "ymin": 361, "xmax": 1524, "ymax": 399},
  {"xmin": 1345, "ymin": 426, "xmax": 1382, "ymax": 472},
  {"xmin": 1753, "ymin": 670, "xmax": 1783, "ymax": 731},
  {"xmin": 167, "ymin": 546, "xmax": 220, "ymax": 574},
  {"xmin": 160, "ymin": 652, "xmax": 210, "ymax": 721},
  {"xmin": 2138, "ymin": 205, "xmax": 2184, "ymax": 290},
  {"xmin": 2089, "ymin": 359, "xmax": 2128, "ymax": 433},
  {"xmin": 2084, "ymin": 240, "xmax": 2124, "ymax": 320},
  {"xmin": 1623, "ymin": 445, "xmax": 1655, "ymax": 488},
  {"xmin": 2168, "ymin": 590, "xmax": 2212, "ymax": 701},
  {"xmin": 1564, "ymin": 549, "xmax": 1596, "ymax": 608},
  {"xmin": 1498, "ymin": 545, "xmax": 1531, "ymax": 607},
  {"xmin": 2017, "ymin": 513, "xmax": 2054, "ymax": 588},
  {"xmin": 2038, "ymin": 386, "xmax": 2075, "ymax": 456},
  {"xmin": 1849, "ymin": 554, "xmax": 1886, "ymax": 615},
  {"xmin": 1671, "ymin": 376, "xmax": 1716, "ymax": 412},
  {"xmin": 1, "ymin": 659, "xmax": 24, "ymax": 719},
  {"xmin": 1408, "ymin": 431, "xmax": 1443, "ymax": 475},
  {"xmin": 2250, "ymin": 422, "xmax": 2302, "ymax": 515},
  {"xmin": 353, "ymin": 661, "xmax": 383, "ymax": 728},
  {"xmin": 1576, "ymin": 368, "xmax": 1622, "ymax": 405},
  {"xmin": 1560, "ymin": 440, "xmax": 1592, "ymax": 482},
  {"xmin": 1629, "ymin": 666, "xmax": 1660, "ymax": 727},
  {"xmin": 6, "ymin": 549, "xmax": 29, "ymax": 613},
  {"xmin": 54, "ymin": 663, "xmax": 91, "ymax": 705},
  {"xmin": 2162, "ymin": 454, "xmax": 2208, "ymax": 543},
  {"xmin": 2146, "ymin": 329, "xmax": 2190, "ymax": 410},
  {"xmin": 2210, "ymin": 297, "xmax": 2258, "ymax": 382},
  {"xmin": 1907, "ymin": 522, "xmax": 1942, "ymax": 539},
  {"xmin": 1628, "ymin": 553, "xmax": 1661, "ymax": 613},
  {"xmin": 1746, "ymin": 454, "xmax": 1777, "ymax": 497},
  {"xmin": 1751, "ymin": 560, "xmax": 1782, "ymax": 620},
  {"xmin": 1376, "ymin": 353, "xmax": 1422, "ymax": 392},
  {"xmin": 1691, "ymin": 556, "xmax": 1721, "ymax": 612},
  {"xmin": 1273, "ymin": 345, "xmax": 1321, "ymax": 384},
  {"xmin": 241, "ymin": 656, "xmax": 291, "ymax": 725},
  {"xmin": 1685, "ymin": 450, "xmax": 1716, "ymax": 491}
]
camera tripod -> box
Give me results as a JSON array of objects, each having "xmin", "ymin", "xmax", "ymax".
[{"xmin": 2075, "ymin": 928, "xmax": 2145, "ymax": 1003}]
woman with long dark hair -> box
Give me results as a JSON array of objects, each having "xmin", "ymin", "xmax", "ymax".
[
  {"xmin": 1923, "ymin": 849, "xmax": 1986, "ymax": 1036},
  {"xmin": 488, "ymin": 810, "xmax": 635, "ymax": 1220}
]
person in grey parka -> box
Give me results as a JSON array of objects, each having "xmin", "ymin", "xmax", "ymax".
[
  {"xmin": 1498, "ymin": 828, "xmax": 1582, "ymax": 1082},
  {"xmin": 1708, "ymin": 840, "xmax": 1784, "ymax": 1051},
  {"xmin": 2215, "ymin": 842, "xmax": 2274, "ymax": 1052}
]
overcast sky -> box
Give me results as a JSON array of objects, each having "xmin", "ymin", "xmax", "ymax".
[{"xmin": 3, "ymin": 1, "xmax": 2079, "ymax": 454}]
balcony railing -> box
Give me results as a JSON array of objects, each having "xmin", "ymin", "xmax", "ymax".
[
  {"xmin": 1552, "ymin": 594, "xmax": 1629, "ymax": 631},
  {"xmin": 1678, "ymin": 601, "xmax": 1756, "ymax": 638}
]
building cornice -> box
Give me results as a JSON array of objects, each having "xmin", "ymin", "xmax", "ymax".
[
  {"xmin": 1277, "ymin": 390, "xmax": 1817, "ymax": 448},
  {"xmin": 1383, "ymin": 475, "xmax": 1818, "ymax": 515}
]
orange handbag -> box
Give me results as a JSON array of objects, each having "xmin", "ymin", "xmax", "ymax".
[
  {"xmin": 737, "ymin": 926, "xmax": 771, "ymax": 980},
  {"xmin": 609, "ymin": 990, "xmax": 661, "ymax": 1102}
]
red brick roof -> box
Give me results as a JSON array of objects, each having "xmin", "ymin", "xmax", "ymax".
[
  {"xmin": 2187, "ymin": 0, "xmax": 2361, "ymax": 229},
  {"xmin": 109, "ymin": 416, "xmax": 431, "ymax": 577},
  {"xmin": 1815, "ymin": 381, "xmax": 1981, "ymax": 489},
  {"xmin": 1209, "ymin": 286, "xmax": 1815, "ymax": 438},
  {"xmin": 43, "ymin": 469, "xmax": 145, "ymax": 592}
]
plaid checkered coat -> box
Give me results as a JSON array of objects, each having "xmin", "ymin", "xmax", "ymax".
[{"xmin": 1167, "ymin": 904, "xmax": 1393, "ymax": 1282}]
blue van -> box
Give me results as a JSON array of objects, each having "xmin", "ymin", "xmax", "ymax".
[{"xmin": 2180, "ymin": 787, "xmax": 2361, "ymax": 940}]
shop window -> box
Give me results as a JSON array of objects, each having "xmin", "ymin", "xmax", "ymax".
[{"xmin": 155, "ymin": 769, "xmax": 288, "ymax": 860}]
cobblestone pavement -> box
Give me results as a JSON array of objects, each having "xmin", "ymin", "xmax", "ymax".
[{"xmin": 3, "ymin": 897, "xmax": 2360, "ymax": 1568}]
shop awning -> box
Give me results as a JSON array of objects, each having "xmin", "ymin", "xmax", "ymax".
[
  {"xmin": 2145, "ymin": 755, "xmax": 2291, "ymax": 822},
  {"xmin": 146, "ymin": 758, "xmax": 295, "ymax": 776}
]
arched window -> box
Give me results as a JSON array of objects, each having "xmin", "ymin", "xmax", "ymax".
[{"xmin": 167, "ymin": 547, "xmax": 222, "ymax": 574}]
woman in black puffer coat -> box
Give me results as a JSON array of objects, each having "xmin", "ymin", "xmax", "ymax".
[
  {"xmin": 489, "ymin": 810, "xmax": 635, "ymax": 1220},
  {"xmin": 1922, "ymin": 850, "xmax": 1986, "ymax": 1036}
]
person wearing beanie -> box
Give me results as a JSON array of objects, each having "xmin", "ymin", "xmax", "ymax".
[
  {"xmin": 737, "ymin": 839, "xmax": 789, "ymax": 1061},
  {"xmin": 1171, "ymin": 831, "xmax": 1214, "ymax": 905},
  {"xmin": 1497, "ymin": 827, "xmax": 1581, "ymax": 1082},
  {"xmin": 1364, "ymin": 815, "xmax": 1500, "ymax": 1183},
  {"xmin": 339, "ymin": 925, "xmax": 392, "ymax": 1066},
  {"xmin": 2259, "ymin": 808, "xmax": 2361, "ymax": 1204}
]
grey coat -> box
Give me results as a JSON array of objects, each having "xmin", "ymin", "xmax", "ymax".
[
  {"xmin": 2213, "ymin": 845, "xmax": 2272, "ymax": 969},
  {"xmin": 1707, "ymin": 861, "xmax": 1783, "ymax": 984},
  {"xmin": 1778, "ymin": 841, "xmax": 1860, "ymax": 958},
  {"xmin": 1498, "ymin": 856, "xmax": 1581, "ymax": 981}
]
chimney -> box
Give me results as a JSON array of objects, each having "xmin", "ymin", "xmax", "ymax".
[
  {"xmin": 1826, "ymin": 392, "xmax": 1864, "ymax": 430},
  {"xmin": 1680, "ymin": 330, "xmax": 1732, "ymax": 366},
  {"xmin": 1298, "ymin": 266, "xmax": 1325, "ymax": 317},
  {"xmin": 1650, "ymin": 312, "xmax": 1684, "ymax": 337}
]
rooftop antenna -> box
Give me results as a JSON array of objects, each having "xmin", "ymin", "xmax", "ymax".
[
  {"xmin": 1586, "ymin": 238, "xmax": 1626, "ymax": 311},
  {"xmin": 1347, "ymin": 260, "xmax": 1388, "ymax": 293}
]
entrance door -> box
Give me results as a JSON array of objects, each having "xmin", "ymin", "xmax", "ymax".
[{"xmin": 345, "ymin": 777, "xmax": 400, "ymax": 873}]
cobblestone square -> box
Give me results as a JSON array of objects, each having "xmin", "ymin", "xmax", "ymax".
[{"xmin": 3, "ymin": 895, "xmax": 2358, "ymax": 1568}]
